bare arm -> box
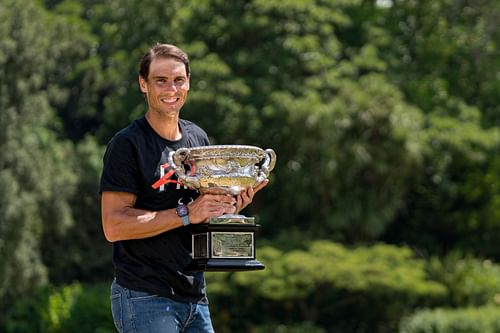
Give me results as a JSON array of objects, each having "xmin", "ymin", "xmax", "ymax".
[{"xmin": 101, "ymin": 191, "xmax": 237, "ymax": 242}]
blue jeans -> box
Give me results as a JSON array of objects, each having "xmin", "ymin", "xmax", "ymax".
[{"xmin": 110, "ymin": 279, "xmax": 215, "ymax": 333}]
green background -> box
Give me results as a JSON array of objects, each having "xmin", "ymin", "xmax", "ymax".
[{"xmin": 1, "ymin": 0, "xmax": 499, "ymax": 332}]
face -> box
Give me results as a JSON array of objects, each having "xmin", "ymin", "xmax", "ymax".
[{"xmin": 139, "ymin": 57, "xmax": 190, "ymax": 117}]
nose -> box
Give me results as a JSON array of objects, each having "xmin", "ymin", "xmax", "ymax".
[{"xmin": 164, "ymin": 82, "xmax": 177, "ymax": 91}]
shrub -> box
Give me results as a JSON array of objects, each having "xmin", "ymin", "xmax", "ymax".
[
  {"xmin": 254, "ymin": 322, "xmax": 327, "ymax": 333},
  {"xmin": 400, "ymin": 306, "xmax": 500, "ymax": 333},
  {"xmin": 207, "ymin": 241, "xmax": 447, "ymax": 333},
  {"xmin": 2, "ymin": 283, "xmax": 114, "ymax": 333},
  {"xmin": 427, "ymin": 253, "xmax": 500, "ymax": 307}
]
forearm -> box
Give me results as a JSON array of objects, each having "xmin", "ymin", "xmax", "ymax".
[
  {"xmin": 103, "ymin": 207, "xmax": 183, "ymax": 242},
  {"xmin": 101, "ymin": 191, "xmax": 238, "ymax": 242}
]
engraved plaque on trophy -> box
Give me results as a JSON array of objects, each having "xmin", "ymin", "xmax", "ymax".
[{"xmin": 168, "ymin": 145, "xmax": 276, "ymax": 272}]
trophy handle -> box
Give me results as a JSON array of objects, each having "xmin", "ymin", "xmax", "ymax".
[
  {"xmin": 168, "ymin": 148, "xmax": 201, "ymax": 188},
  {"xmin": 256, "ymin": 148, "xmax": 276, "ymax": 183}
]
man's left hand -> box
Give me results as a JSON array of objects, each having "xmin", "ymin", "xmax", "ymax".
[{"xmin": 234, "ymin": 179, "xmax": 269, "ymax": 214}]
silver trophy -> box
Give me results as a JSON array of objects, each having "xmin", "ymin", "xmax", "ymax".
[{"xmin": 168, "ymin": 145, "xmax": 276, "ymax": 271}]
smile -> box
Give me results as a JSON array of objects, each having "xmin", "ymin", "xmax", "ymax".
[{"xmin": 160, "ymin": 97, "xmax": 179, "ymax": 103}]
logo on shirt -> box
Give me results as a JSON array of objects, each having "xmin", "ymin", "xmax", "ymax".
[{"xmin": 151, "ymin": 163, "xmax": 188, "ymax": 192}]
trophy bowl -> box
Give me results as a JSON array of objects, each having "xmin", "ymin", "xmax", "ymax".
[{"xmin": 168, "ymin": 145, "xmax": 276, "ymax": 195}]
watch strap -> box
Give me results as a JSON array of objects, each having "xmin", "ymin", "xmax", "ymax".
[
  {"xmin": 181, "ymin": 214, "xmax": 190, "ymax": 226},
  {"xmin": 176, "ymin": 200, "xmax": 190, "ymax": 226}
]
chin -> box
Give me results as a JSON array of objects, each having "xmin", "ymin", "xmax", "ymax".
[{"xmin": 158, "ymin": 108, "xmax": 181, "ymax": 116}]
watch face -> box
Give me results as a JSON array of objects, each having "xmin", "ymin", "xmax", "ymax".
[{"xmin": 176, "ymin": 204, "xmax": 189, "ymax": 217}]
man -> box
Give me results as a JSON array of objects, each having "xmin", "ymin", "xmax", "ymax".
[{"xmin": 100, "ymin": 43, "xmax": 267, "ymax": 333}]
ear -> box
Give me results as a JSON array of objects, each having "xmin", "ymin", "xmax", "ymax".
[{"xmin": 138, "ymin": 76, "xmax": 148, "ymax": 94}]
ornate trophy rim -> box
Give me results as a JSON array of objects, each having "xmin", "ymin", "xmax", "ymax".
[
  {"xmin": 168, "ymin": 144, "xmax": 276, "ymax": 195},
  {"xmin": 179, "ymin": 145, "xmax": 266, "ymax": 158}
]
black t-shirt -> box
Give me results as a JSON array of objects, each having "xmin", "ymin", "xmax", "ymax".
[{"xmin": 99, "ymin": 116, "xmax": 210, "ymax": 304}]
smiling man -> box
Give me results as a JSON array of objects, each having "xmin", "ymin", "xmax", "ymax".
[{"xmin": 99, "ymin": 43, "xmax": 267, "ymax": 333}]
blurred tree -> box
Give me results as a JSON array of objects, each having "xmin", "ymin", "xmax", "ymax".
[
  {"xmin": 0, "ymin": 0, "xmax": 99, "ymax": 320},
  {"xmin": 0, "ymin": 0, "xmax": 65, "ymax": 312},
  {"xmin": 41, "ymin": 136, "xmax": 112, "ymax": 284},
  {"xmin": 380, "ymin": 0, "xmax": 500, "ymax": 258},
  {"xmin": 382, "ymin": 109, "xmax": 500, "ymax": 257},
  {"xmin": 382, "ymin": 0, "xmax": 500, "ymax": 127},
  {"xmin": 47, "ymin": 0, "xmax": 104, "ymax": 140}
]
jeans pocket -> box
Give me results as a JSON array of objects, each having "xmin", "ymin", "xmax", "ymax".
[{"xmin": 110, "ymin": 293, "xmax": 123, "ymax": 332}]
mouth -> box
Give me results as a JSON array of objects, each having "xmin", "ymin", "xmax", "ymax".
[{"xmin": 160, "ymin": 96, "xmax": 179, "ymax": 104}]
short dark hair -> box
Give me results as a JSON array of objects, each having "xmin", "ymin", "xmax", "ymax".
[{"xmin": 138, "ymin": 43, "xmax": 190, "ymax": 80}]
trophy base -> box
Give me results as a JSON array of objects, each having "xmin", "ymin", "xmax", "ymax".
[
  {"xmin": 188, "ymin": 220, "xmax": 264, "ymax": 272},
  {"xmin": 186, "ymin": 258, "xmax": 265, "ymax": 272}
]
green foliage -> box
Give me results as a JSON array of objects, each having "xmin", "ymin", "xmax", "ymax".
[
  {"xmin": 399, "ymin": 255, "xmax": 500, "ymax": 333},
  {"xmin": 233, "ymin": 242, "xmax": 445, "ymax": 299},
  {"xmin": 400, "ymin": 306, "xmax": 500, "ymax": 333},
  {"xmin": 0, "ymin": 0, "xmax": 65, "ymax": 311},
  {"xmin": 254, "ymin": 322, "xmax": 327, "ymax": 333},
  {"xmin": 0, "ymin": 0, "xmax": 100, "ymax": 323},
  {"xmin": 382, "ymin": 0, "xmax": 500, "ymax": 127},
  {"xmin": 383, "ymin": 110, "xmax": 500, "ymax": 257},
  {"xmin": 379, "ymin": 0, "xmax": 500, "ymax": 257},
  {"xmin": 3, "ymin": 283, "xmax": 114, "ymax": 333},
  {"xmin": 427, "ymin": 254, "xmax": 500, "ymax": 307},
  {"xmin": 1, "ymin": 0, "xmax": 500, "ymax": 331},
  {"xmin": 207, "ymin": 241, "xmax": 446, "ymax": 332},
  {"xmin": 42, "ymin": 136, "xmax": 112, "ymax": 284},
  {"xmin": 262, "ymin": 73, "xmax": 424, "ymax": 241}
]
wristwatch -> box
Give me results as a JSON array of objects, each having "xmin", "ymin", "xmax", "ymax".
[{"xmin": 176, "ymin": 202, "xmax": 190, "ymax": 226}]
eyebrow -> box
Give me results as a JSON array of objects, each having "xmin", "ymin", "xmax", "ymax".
[{"xmin": 151, "ymin": 75, "xmax": 186, "ymax": 80}]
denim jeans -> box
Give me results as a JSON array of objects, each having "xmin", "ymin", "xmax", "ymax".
[{"xmin": 110, "ymin": 279, "xmax": 215, "ymax": 333}]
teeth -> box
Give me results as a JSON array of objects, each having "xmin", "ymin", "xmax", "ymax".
[{"xmin": 161, "ymin": 97, "xmax": 177, "ymax": 103}]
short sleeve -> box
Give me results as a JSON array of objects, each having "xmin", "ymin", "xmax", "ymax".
[{"xmin": 99, "ymin": 134, "xmax": 141, "ymax": 195}]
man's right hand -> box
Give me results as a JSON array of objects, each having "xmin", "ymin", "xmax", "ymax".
[{"xmin": 187, "ymin": 194, "xmax": 237, "ymax": 224}]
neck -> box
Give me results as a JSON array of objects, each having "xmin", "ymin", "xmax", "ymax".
[{"xmin": 145, "ymin": 111, "xmax": 182, "ymax": 141}]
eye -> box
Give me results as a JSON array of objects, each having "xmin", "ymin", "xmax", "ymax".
[
  {"xmin": 175, "ymin": 77, "xmax": 185, "ymax": 83},
  {"xmin": 156, "ymin": 79, "xmax": 167, "ymax": 85}
]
